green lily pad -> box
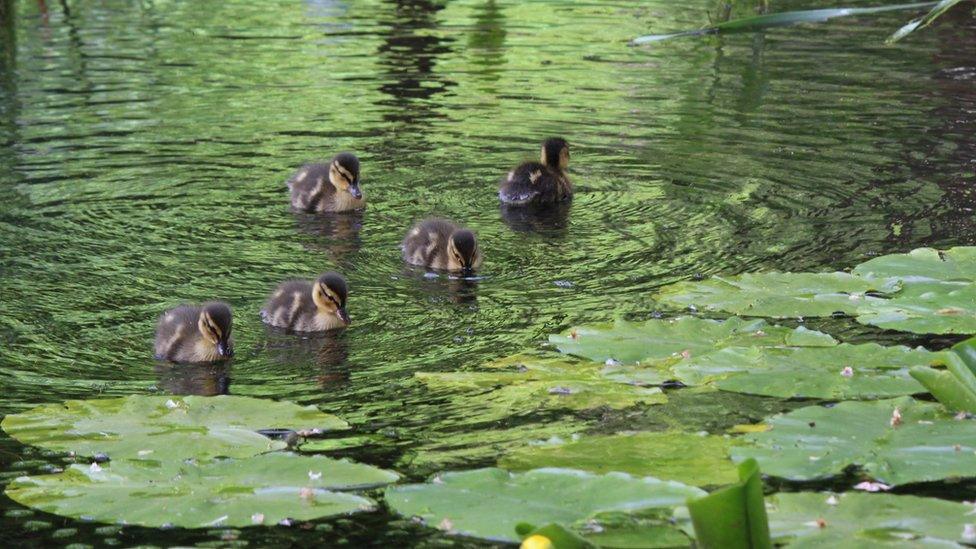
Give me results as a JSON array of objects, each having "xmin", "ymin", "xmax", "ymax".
[
  {"xmin": 766, "ymin": 492, "xmax": 976, "ymax": 548},
  {"xmin": 385, "ymin": 467, "xmax": 704, "ymax": 544},
  {"xmin": 856, "ymin": 282, "xmax": 976, "ymax": 335},
  {"xmin": 673, "ymin": 344, "xmax": 935, "ymax": 399},
  {"xmin": 498, "ymin": 432, "xmax": 738, "ymax": 487},
  {"xmin": 550, "ymin": 317, "xmax": 836, "ymax": 366},
  {"xmin": 0, "ymin": 395, "xmax": 348, "ymax": 461},
  {"xmin": 852, "ymin": 247, "xmax": 976, "ymax": 283},
  {"xmin": 732, "ymin": 397, "xmax": 976, "ymax": 485},
  {"xmin": 656, "ymin": 273, "xmax": 900, "ymax": 318},
  {"xmin": 415, "ymin": 355, "xmax": 666, "ymax": 415},
  {"xmin": 6, "ymin": 453, "xmax": 398, "ymax": 528}
]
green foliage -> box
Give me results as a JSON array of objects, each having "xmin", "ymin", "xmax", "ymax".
[
  {"xmin": 6, "ymin": 453, "xmax": 397, "ymax": 528},
  {"xmin": 732, "ymin": 397, "xmax": 976, "ymax": 485},
  {"xmin": 910, "ymin": 336, "xmax": 976, "ymax": 413},
  {"xmin": 766, "ymin": 492, "xmax": 976, "ymax": 547},
  {"xmin": 0, "ymin": 395, "xmax": 348, "ymax": 461},
  {"xmin": 687, "ymin": 458, "xmax": 771, "ymax": 549},
  {"xmin": 499, "ymin": 432, "xmax": 738, "ymax": 487},
  {"xmin": 516, "ymin": 523, "xmax": 595, "ymax": 549},
  {"xmin": 888, "ymin": 0, "xmax": 974, "ymax": 42},
  {"xmin": 385, "ymin": 467, "xmax": 703, "ymax": 544}
]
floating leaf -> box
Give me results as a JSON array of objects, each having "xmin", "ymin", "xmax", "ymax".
[
  {"xmin": 499, "ymin": 432, "xmax": 737, "ymax": 487},
  {"xmin": 687, "ymin": 458, "xmax": 771, "ymax": 549},
  {"xmin": 656, "ymin": 272, "xmax": 899, "ymax": 318},
  {"xmin": 6, "ymin": 453, "xmax": 398, "ymax": 528},
  {"xmin": 856, "ymin": 282, "xmax": 976, "ymax": 335},
  {"xmin": 732, "ymin": 397, "xmax": 976, "ymax": 485},
  {"xmin": 386, "ymin": 468, "xmax": 704, "ymax": 544},
  {"xmin": 852, "ymin": 247, "xmax": 976, "ymax": 283},
  {"xmin": 416, "ymin": 355, "xmax": 666, "ymax": 415},
  {"xmin": 549, "ymin": 316, "xmax": 835, "ymax": 366},
  {"xmin": 0, "ymin": 395, "xmax": 347, "ymax": 461},
  {"xmin": 673, "ymin": 344, "xmax": 935, "ymax": 400},
  {"xmin": 766, "ymin": 492, "xmax": 976, "ymax": 547},
  {"xmin": 911, "ymin": 336, "xmax": 976, "ymax": 413},
  {"xmin": 632, "ymin": 3, "xmax": 938, "ymax": 44}
]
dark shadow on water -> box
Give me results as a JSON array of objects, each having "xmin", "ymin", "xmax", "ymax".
[
  {"xmin": 499, "ymin": 201, "xmax": 571, "ymax": 236},
  {"xmin": 154, "ymin": 362, "xmax": 232, "ymax": 396},
  {"xmin": 262, "ymin": 325, "xmax": 352, "ymax": 389},
  {"xmin": 292, "ymin": 210, "xmax": 364, "ymax": 268}
]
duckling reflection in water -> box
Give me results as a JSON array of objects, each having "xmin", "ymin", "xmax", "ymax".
[
  {"xmin": 154, "ymin": 302, "xmax": 233, "ymax": 363},
  {"xmin": 499, "ymin": 200, "xmax": 571, "ymax": 234},
  {"xmin": 499, "ymin": 138, "xmax": 572, "ymax": 206},
  {"xmin": 262, "ymin": 327, "xmax": 352, "ymax": 389},
  {"xmin": 402, "ymin": 218, "xmax": 482, "ymax": 275},
  {"xmin": 154, "ymin": 363, "xmax": 231, "ymax": 396},
  {"xmin": 286, "ymin": 153, "xmax": 365, "ymax": 213},
  {"xmin": 292, "ymin": 209, "xmax": 364, "ymax": 266},
  {"xmin": 261, "ymin": 272, "xmax": 350, "ymax": 332}
]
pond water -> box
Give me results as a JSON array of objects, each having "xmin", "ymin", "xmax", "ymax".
[{"xmin": 1, "ymin": 0, "xmax": 975, "ymax": 546}]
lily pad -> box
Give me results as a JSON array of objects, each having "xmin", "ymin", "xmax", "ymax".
[
  {"xmin": 852, "ymin": 247, "xmax": 976, "ymax": 283},
  {"xmin": 656, "ymin": 273, "xmax": 899, "ymax": 318},
  {"xmin": 673, "ymin": 344, "xmax": 935, "ymax": 399},
  {"xmin": 498, "ymin": 432, "xmax": 738, "ymax": 487},
  {"xmin": 6, "ymin": 453, "xmax": 398, "ymax": 528},
  {"xmin": 415, "ymin": 355, "xmax": 666, "ymax": 415},
  {"xmin": 549, "ymin": 317, "xmax": 836, "ymax": 366},
  {"xmin": 385, "ymin": 467, "xmax": 704, "ymax": 544},
  {"xmin": 766, "ymin": 492, "xmax": 976, "ymax": 548},
  {"xmin": 856, "ymin": 282, "xmax": 976, "ymax": 335},
  {"xmin": 731, "ymin": 397, "xmax": 976, "ymax": 485},
  {"xmin": 0, "ymin": 395, "xmax": 348, "ymax": 461}
]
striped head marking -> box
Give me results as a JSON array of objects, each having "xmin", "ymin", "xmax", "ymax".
[
  {"xmin": 313, "ymin": 272, "xmax": 350, "ymax": 325},
  {"xmin": 198, "ymin": 302, "xmax": 233, "ymax": 358},
  {"xmin": 328, "ymin": 153, "xmax": 363, "ymax": 200},
  {"xmin": 448, "ymin": 229, "xmax": 481, "ymax": 275}
]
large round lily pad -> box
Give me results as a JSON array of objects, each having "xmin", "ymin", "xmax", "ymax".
[
  {"xmin": 852, "ymin": 247, "xmax": 976, "ymax": 283},
  {"xmin": 415, "ymin": 355, "xmax": 666, "ymax": 415},
  {"xmin": 498, "ymin": 432, "xmax": 738, "ymax": 486},
  {"xmin": 731, "ymin": 397, "xmax": 976, "ymax": 485},
  {"xmin": 549, "ymin": 316, "xmax": 836, "ymax": 366},
  {"xmin": 673, "ymin": 344, "xmax": 935, "ymax": 400},
  {"xmin": 385, "ymin": 467, "xmax": 704, "ymax": 544},
  {"xmin": 6, "ymin": 453, "xmax": 398, "ymax": 528},
  {"xmin": 766, "ymin": 492, "xmax": 976, "ymax": 548},
  {"xmin": 856, "ymin": 282, "xmax": 976, "ymax": 335},
  {"xmin": 0, "ymin": 395, "xmax": 348, "ymax": 461}
]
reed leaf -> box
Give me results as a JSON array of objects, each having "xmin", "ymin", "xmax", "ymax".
[{"xmin": 888, "ymin": 0, "xmax": 972, "ymax": 42}]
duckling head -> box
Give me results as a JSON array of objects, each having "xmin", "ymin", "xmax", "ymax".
[
  {"xmin": 197, "ymin": 302, "xmax": 233, "ymax": 358},
  {"xmin": 312, "ymin": 272, "xmax": 350, "ymax": 325},
  {"xmin": 540, "ymin": 137, "xmax": 569, "ymax": 172},
  {"xmin": 449, "ymin": 229, "xmax": 482, "ymax": 275},
  {"xmin": 328, "ymin": 153, "xmax": 363, "ymax": 200}
]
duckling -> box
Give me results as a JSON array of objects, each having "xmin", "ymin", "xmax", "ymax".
[
  {"xmin": 498, "ymin": 137, "xmax": 572, "ymax": 205},
  {"xmin": 261, "ymin": 272, "xmax": 350, "ymax": 332},
  {"xmin": 286, "ymin": 153, "xmax": 365, "ymax": 213},
  {"xmin": 402, "ymin": 218, "xmax": 482, "ymax": 274},
  {"xmin": 154, "ymin": 302, "xmax": 234, "ymax": 363}
]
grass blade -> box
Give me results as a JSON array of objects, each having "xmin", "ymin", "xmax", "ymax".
[{"xmin": 887, "ymin": 0, "xmax": 971, "ymax": 43}]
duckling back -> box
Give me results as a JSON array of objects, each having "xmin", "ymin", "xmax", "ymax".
[
  {"xmin": 402, "ymin": 218, "xmax": 457, "ymax": 270},
  {"xmin": 261, "ymin": 279, "xmax": 347, "ymax": 332},
  {"xmin": 499, "ymin": 162, "xmax": 571, "ymax": 205},
  {"xmin": 287, "ymin": 162, "xmax": 365, "ymax": 213},
  {"xmin": 154, "ymin": 305, "xmax": 230, "ymax": 363}
]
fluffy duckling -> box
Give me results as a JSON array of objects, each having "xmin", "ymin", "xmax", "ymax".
[
  {"xmin": 498, "ymin": 138, "xmax": 572, "ymax": 205},
  {"xmin": 286, "ymin": 153, "xmax": 365, "ymax": 213},
  {"xmin": 261, "ymin": 272, "xmax": 350, "ymax": 332},
  {"xmin": 402, "ymin": 218, "xmax": 482, "ymax": 274},
  {"xmin": 154, "ymin": 302, "xmax": 234, "ymax": 363}
]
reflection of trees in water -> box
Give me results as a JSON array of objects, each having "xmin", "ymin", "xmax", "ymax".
[
  {"xmin": 292, "ymin": 210, "xmax": 364, "ymax": 269},
  {"xmin": 375, "ymin": 0, "xmax": 454, "ymax": 127},
  {"xmin": 467, "ymin": 0, "xmax": 506, "ymax": 89},
  {"xmin": 155, "ymin": 362, "xmax": 231, "ymax": 396},
  {"xmin": 262, "ymin": 327, "xmax": 352, "ymax": 389}
]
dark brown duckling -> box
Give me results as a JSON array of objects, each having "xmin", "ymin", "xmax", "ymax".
[
  {"xmin": 154, "ymin": 302, "xmax": 234, "ymax": 363},
  {"xmin": 402, "ymin": 218, "xmax": 482, "ymax": 274},
  {"xmin": 498, "ymin": 137, "xmax": 572, "ymax": 205},
  {"xmin": 286, "ymin": 153, "xmax": 365, "ymax": 213},
  {"xmin": 261, "ymin": 272, "xmax": 350, "ymax": 332}
]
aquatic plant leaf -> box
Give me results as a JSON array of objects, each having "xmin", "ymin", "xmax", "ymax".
[
  {"xmin": 656, "ymin": 272, "xmax": 899, "ymax": 318},
  {"xmin": 766, "ymin": 492, "xmax": 975, "ymax": 547},
  {"xmin": 385, "ymin": 467, "xmax": 704, "ymax": 543},
  {"xmin": 856, "ymin": 281, "xmax": 976, "ymax": 335},
  {"xmin": 0, "ymin": 395, "xmax": 348, "ymax": 461},
  {"xmin": 888, "ymin": 0, "xmax": 972, "ymax": 42},
  {"xmin": 633, "ymin": 3, "xmax": 937, "ymax": 44},
  {"xmin": 499, "ymin": 432, "xmax": 737, "ymax": 487},
  {"xmin": 549, "ymin": 316, "xmax": 835, "ymax": 366},
  {"xmin": 852, "ymin": 247, "xmax": 976, "ymax": 283},
  {"xmin": 687, "ymin": 458, "xmax": 771, "ymax": 549},
  {"xmin": 415, "ymin": 355, "xmax": 666, "ymax": 415},
  {"xmin": 516, "ymin": 523, "xmax": 596, "ymax": 549},
  {"xmin": 673, "ymin": 344, "xmax": 935, "ymax": 399},
  {"xmin": 5, "ymin": 453, "xmax": 398, "ymax": 528},
  {"xmin": 911, "ymin": 337, "xmax": 976, "ymax": 413},
  {"xmin": 732, "ymin": 397, "xmax": 976, "ymax": 485}
]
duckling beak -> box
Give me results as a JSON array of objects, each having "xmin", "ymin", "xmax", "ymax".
[
  {"xmin": 216, "ymin": 340, "xmax": 232, "ymax": 358},
  {"xmin": 461, "ymin": 266, "xmax": 475, "ymax": 277},
  {"xmin": 349, "ymin": 184, "xmax": 363, "ymax": 200},
  {"xmin": 337, "ymin": 307, "xmax": 351, "ymax": 324}
]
